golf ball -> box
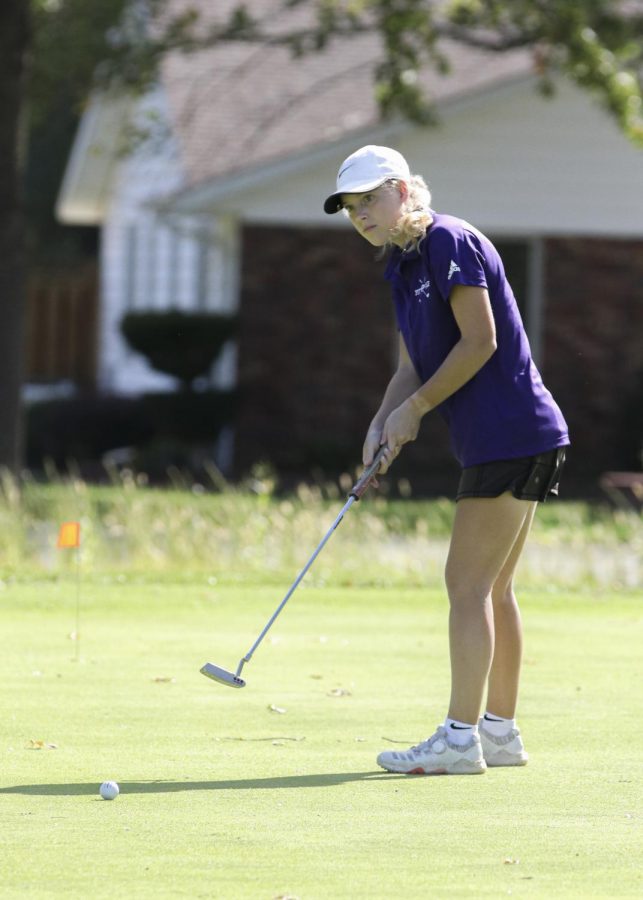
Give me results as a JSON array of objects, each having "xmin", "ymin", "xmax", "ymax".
[{"xmin": 99, "ymin": 781, "xmax": 119, "ymax": 800}]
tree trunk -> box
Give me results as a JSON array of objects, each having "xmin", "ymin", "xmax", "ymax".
[{"xmin": 0, "ymin": 0, "xmax": 30, "ymax": 472}]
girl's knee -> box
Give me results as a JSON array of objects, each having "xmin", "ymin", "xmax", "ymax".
[
  {"xmin": 445, "ymin": 566, "xmax": 491, "ymax": 608},
  {"xmin": 491, "ymin": 579, "xmax": 516, "ymax": 607}
]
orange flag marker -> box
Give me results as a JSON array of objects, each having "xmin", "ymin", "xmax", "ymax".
[
  {"xmin": 56, "ymin": 522, "xmax": 82, "ymax": 661},
  {"xmin": 57, "ymin": 521, "xmax": 81, "ymax": 549}
]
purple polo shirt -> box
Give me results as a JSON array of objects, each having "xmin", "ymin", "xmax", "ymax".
[{"xmin": 384, "ymin": 212, "xmax": 569, "ymax": 467}]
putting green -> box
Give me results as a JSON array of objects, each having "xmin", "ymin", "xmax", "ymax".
[{"xmin": 0, "ymin": 581, "xmax": 641, "ymax": 898}]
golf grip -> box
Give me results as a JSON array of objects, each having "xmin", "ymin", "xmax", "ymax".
[{"xmin": 350, "ymin": 445, "xmax": 388, "ymax": 499}]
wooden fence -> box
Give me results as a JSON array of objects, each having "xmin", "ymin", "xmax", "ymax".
[{"xmin": 25, "ymin": 264, "xmax": 98, "ymax": 387}]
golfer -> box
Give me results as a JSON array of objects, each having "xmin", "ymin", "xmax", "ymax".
[{"xmin": 324, "ymin": 146, "xmax": 570, "ymax": 775}]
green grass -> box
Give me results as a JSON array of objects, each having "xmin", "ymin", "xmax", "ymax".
[{"xmin": 1, "ymin": 579, "xmax": 641, "ymax": 898}]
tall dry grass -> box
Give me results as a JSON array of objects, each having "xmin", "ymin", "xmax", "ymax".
[{"xmin": 0, "ymin": 467, "xmax": 640, "ymax": 590}]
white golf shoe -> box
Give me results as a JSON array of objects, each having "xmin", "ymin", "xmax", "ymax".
[
  {"xmin": 478, "ymin": 720, "xmax": 529, "ymax": 767},
  {"xmin": 376, "ymin": 726, "xmax": 486, "ymax": 775}
]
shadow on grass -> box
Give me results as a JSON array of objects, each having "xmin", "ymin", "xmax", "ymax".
[{"xmin": 0, "ymin": 771, "xmax": 405, "ymax": 796}]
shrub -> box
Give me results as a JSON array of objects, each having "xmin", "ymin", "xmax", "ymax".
[
  {"xmin": 25, "ymin": 394, "xmax": 155, "ymax": 466},
  {"xmin": 25, "ymin": 390, "xmax": 238, "ymax": 471},
  {"xmin": 120, "ymin": 310, "xmax": 238, "ymax": 387}
]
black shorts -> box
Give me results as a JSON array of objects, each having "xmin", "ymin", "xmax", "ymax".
[{"xmin": 456, "ymin": 448, "xmax": 567, "ymax": 502}]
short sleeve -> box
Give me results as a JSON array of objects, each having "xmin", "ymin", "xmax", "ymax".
[{"xmin": 426, "ymin": 224, "xmax": 488, "ymax": 302}]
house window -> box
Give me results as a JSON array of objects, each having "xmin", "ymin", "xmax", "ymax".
[
  {"xmin": 196, "ymin": 239, "xmax": 210, "ymax": 310},
  {"xmin": 166, "ymin": 228, "xmax": 180, "ymax": 308},
  {"xmin": 124, "ymin": 223, "xmax": 138, "ymax": 311},
  {"xmin": 494, "ymin": 239, "xmax": 529, "ymax": 318},
  {"xmin": 145, "ymin": 217, "xmax": 159, "ymax": 309},
  {"xmin": 492, "ymin": 237, "xmax": 544, "ymax": 366}
]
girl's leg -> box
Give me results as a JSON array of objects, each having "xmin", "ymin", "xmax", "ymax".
[
  {"xmin": 485, "ymin": 503, "xmax": 537, "ymax": 718},
  {"xmin": 445, "ymin": 494, "xmax": 537, "ymax": 726}
]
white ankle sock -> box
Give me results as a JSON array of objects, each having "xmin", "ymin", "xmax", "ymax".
[
  {"xmin": 444, "ymin": 717, "xmax": 477, "ymax": 746},
  {"xmin": 482, "ymin": 712, "xmax": 516, "ymax": 737}
]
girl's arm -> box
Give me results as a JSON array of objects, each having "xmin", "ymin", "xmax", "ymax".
[
  {"xmin": 363, "ymin": 334, "xmax": 421, "ymax": 465},
  {"xmin": 378, "ymin": 285, "xmax": 497, "ymax": 473}
]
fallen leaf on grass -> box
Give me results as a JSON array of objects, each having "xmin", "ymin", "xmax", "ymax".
[
  {"xmin": 268, "ymin": 705, "xmax": 287, "ymax": 714},
  {"xmin": 504, "ymin": 857, "xmax": 520, "ymax": 865},
  {"xmin": 327, "ymin": 688, "xmax": 352, "ymax": 697},
  {"xmin": 153, "ymin": 676, "xmax": 177, "ymax": 683},
  {"xmin": 27, "ymin": 740, "xmax": 58, "ymax": 750}
]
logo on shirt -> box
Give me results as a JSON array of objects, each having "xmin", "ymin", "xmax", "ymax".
[
  {"xmin": 414, "ymin": 278, "xmax": 431, "ymax": 302},
  {"xmin": 448, "ymin": 260, "xmax": 461, "ymax": 280}
]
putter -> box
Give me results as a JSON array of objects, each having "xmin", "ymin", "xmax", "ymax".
[{"xmin": 200, "ymin": 446, "xmax": 388, "ymax": 688}]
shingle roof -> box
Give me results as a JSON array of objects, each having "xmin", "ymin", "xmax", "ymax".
[{"xmin": 161, "ymin": 0, "xmax": 534, "ymax": 188}]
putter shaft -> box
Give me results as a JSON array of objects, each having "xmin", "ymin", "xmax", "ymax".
[
  {"xmin": 202, "ymin": 446, "xmax": 387, "ymax": 687},
  {"xmin": 236, "ymin": 496, "xmax": 355, "ymax": 676},
  {"xmin": 236, "ymin": 446, "xmax": 387, "ymax": 674}
]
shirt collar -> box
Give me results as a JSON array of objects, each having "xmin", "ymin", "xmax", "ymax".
[{"xmin": 384, "ymin": 243, "xmax": 420, "ymax": 280}]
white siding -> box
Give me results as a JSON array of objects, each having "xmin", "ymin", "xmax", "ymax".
[
  {"xmin": 401, "ymin": 78, "xmax": 643, "ymax": 237},
  {"xmin": 201, "ymin": 78, "xmax": 643, "ymax": 238},
  {"xmin": 98, "ymin": 89, "xmax": 241, "ymax": 394}
]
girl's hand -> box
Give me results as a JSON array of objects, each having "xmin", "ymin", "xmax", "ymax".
[
  {"xmin": 362, "ymin": 428, "xmax": 385, "ymax": 488},
  {"xmin": 362, "ymin": 428, "xmax": 384, "ymax": 468},
  {"xmin": 379, "ymin": 399, "xmax": 422, "ymax": 474}
]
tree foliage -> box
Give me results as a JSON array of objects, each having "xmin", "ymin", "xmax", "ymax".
[
  {"xmin": 205, "ymin": 0, "xmax": 643, "ymax": 146},
  {"xmin": 29, "ymin": 0, "xmax": 200, "ymax": 123},
  {"xmin": 25, "ymin": 0, "xmax": 199, "ymax": 262},
  {"xmin": 27, "ymin": 1, "xmax": 643, "ymax": 145},
  {"xmin": 27, "ymin": 2, "xmax": 643, "ymax": 146}
]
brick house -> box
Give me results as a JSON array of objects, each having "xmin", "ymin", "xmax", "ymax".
[{"xmin": 57, "ymin": 0, "xmax": 643, "ymax": 494}]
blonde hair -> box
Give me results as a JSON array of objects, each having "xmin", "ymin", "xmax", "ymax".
[{"xmin": 386, "ymin": 175, "xmax": 433, "ymax": 252}]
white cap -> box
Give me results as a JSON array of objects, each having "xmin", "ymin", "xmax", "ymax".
[{"xmin": 323, "ymin": 145, "xmax": 411, "ymax": 214}]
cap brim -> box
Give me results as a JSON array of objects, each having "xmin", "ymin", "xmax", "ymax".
[
  {"xmin": 323, "ymin": 176, "xmax": 392, "ymax": 215},
  {"xmin": 323, "ymin": 193, "xmax": 343, "ymax": 214}
]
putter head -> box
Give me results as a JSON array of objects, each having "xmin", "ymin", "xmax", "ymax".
[{"xmin": 200, "ymin": 662, "xmax": 246, "ymax": 689}]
